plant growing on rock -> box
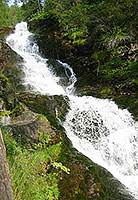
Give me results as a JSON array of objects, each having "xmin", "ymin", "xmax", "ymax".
[{"xmin": 2, "ymin": 124, "xmax": 70, "ymax": 200}]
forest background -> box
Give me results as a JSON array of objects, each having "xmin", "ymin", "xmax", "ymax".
[
  {"xmin": 1, "ymin": 0, "xmax": 138, "ymax": 92},
  {"xmin": 1, "ymin": 0, "xmax": 137, "ymax": 113}
]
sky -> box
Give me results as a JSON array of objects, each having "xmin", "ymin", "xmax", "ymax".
[
  {"xmin": 8, "ymin": 0, "xmax": 23, "ymax": 7},
  {"xmin": 8, "ymin": 0, "xmax": 44, "ymax": 7}
]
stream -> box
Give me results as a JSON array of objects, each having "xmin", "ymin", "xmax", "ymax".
[{"xmin": 6, "ymin": 22, "xmax": 138, "ymax": 200}]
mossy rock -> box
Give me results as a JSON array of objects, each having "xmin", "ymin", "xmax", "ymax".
[
  {"xmin": 0, "ymin": 39, "xmax": 24, "ymax": 92},
  {"xmin": 7, "ymin": 110, "xmax": 61, "ymax": 147},
  {"xmin": 1, "ymin": 65, "xmax": 25, "ymax": 92},
  {"xmin": 113, "ymin": 94, "xmax": 138, "ymax": 120},
  {"xmin": 0, "ymin": 39, "xmax": 22, "ymax": 67},
  {"xmin": 18, "ymin": 93, "xmax": 69, "ymax": 130},
  {"xmin": 0, "ymin": 74, "xmax": 19, "ymax": 111}
]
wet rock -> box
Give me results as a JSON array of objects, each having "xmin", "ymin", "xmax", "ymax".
[
  {"xmin": 0, "ymin": 39, "xmax": 25, "ymax": 93},
  {"xmin": 28, "ymin": 19, "xmax": 73, "ymax": 60},
  {"xmin": 0, "ymin": 129, "xmax": 14, "ymax": 200},
  {"xmin": 18, "ymin": 93, "xmax": 69, "ymax": 129},
  {"xmin": 9, "ymin": 110, "xmax": 61, "ymax": 146},
  {"xmin": 0, "ymin": 74, "xmax": 19, "ymax": 111},
  {"xmin": 0, "ymin": 39, "xmax": 22, "ymax": 68}
]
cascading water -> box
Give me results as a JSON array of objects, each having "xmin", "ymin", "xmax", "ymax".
[
  {"xmin": 6, "ymin": 22, "xmax": 138, "ymax": 199},
  {"xmin": 64, "ymin": 95, "xmax": 138, "ymax": 198},
  {"xmin": 6, "ymin": 22, "xmax": 76, "ymax": 95}
]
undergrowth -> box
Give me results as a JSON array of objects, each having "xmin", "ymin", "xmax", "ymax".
[{"xmin": 1, "ymin": 124, "xmax": 70, "ymax": 200}]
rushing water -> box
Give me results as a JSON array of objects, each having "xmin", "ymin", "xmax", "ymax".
[{"xmin": 6, "ymin": 22, "xmax": 138, "ymax": 199}]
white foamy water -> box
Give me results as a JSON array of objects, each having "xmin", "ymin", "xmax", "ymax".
[
  {"xmin": 6, "ymin": 22, "xmax": 138, "ymax": 199},
  {"xmin": 63, "ymin": 95, "xmax": 138, "ymax": 198},
  {"xmin": 6, "ymin": 22, "xmax": 76, "ymax": 95}
]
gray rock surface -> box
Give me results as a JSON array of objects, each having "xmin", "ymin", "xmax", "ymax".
[{"xmin": 9, "ymin": 110, "xmax": 54, "ymax": 144}]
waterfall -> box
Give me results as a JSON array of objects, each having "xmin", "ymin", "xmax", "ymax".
[
  {"xmin": 6, "ymin": 22, "xmax": 138, "ymax": 199},
  {"xmin": 6, "ymin": 22, "xmax": 76, "ymax": 96},
  {"xmin": 63, "ymin": 95, "xmax": 138, "ymax": 199}
]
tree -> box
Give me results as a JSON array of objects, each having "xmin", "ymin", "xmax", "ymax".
[
  {"xmin": 21, "ymin": 0, "xmax": 42, "ymax": 21},
  {"xmin": 0, "ymin": 0, "xmax": 24, "ymax": 29},
  {"xmin": 0, "ymin": 0, "xmax": 10, "ymax": 28}
]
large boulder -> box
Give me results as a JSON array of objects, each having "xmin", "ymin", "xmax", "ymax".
[
  {"xmin": 18, "ymin": 93, "xmax": 69, "ymax": 129},
  {"xmin": 9, "ymin": 109, "xmax": 61, "ymax": 146}
]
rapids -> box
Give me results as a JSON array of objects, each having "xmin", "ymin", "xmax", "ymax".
[{"xmin": 6, "ymin": 22, "xmax": 138, "ymax": 199}]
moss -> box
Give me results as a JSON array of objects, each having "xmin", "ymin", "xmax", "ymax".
[
  {"xmin": 113, "ymin": 95, "xmax": 138, "ymax": 120},
  {"xmin": 97, "ymin": 88, "xmax": 113, "ymax": 98},
  {"xmin": 0, "ymin": 74, "xmax": 19, "ymax": 111},
  {"xmin": 99, "ymin": 88, "xmax": 112, "ymax": 95},
  {"xmin": 132, "ymin": 79, "xmax": 138, "ymax": 86},
  {"xmin": 18, "ymin": 93, "xmax": 69, "ymax": 130},
  {"xmin": 0, "ymin": 74, "xmax": 8, "ymax": 81},
  {"xmin": 1, "ymin": 65, "xmax": 25, "ymax": 92}
]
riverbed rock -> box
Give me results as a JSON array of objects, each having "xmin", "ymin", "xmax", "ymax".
[{"xmin": 58, "ymin": 141, "xmax": 135, "ymax": 200}]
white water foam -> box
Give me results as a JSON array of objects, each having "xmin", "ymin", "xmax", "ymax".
[
  {"xmin": 63, "ymin": 95, "xmax": 138, "ymax": 198},
  {"xmin": 6, "ymin": 22, "xmax": 138, "ymax": 199},
  {"xmin": 6, "ymin": 22, "xmax": 76, "ymax": 95}
]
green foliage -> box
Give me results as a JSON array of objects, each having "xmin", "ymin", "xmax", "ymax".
[
  {"xmin": 9, "ymin": 148, "xmax": 60, "ymax": 200},
  {"xmin": 99, "ymin": 88, "xmax": 112, "ymax": 95},
  {"xmin": 0, "ymin": 1, "xmax": 24, "ymax": 29},
  {"xmin": 0, "ymin": 104, "xmax": 24, "ymax": 121},
  {"xmin": 0, "ymin": 1, "xmax": 9, "ymax": 28},
  {"xmin": 0, "ymin": 74, "xmax": 8, "ymax": 81},
  {"xmin": 53, "ymin": 162, "xmax": 70, "ymax": 174},
  {"xmin": 30, "ymin": 0, "xmax": 90, "ymax": 45},
  {"xmin": 132, "ymin": 79, "xmax": 138, "ymax": 86},
  {"xmin": 11, "ymin": 104, "xmax": 25, "ymax": 117},
  {"xmin": 100, "ymin": 59, "xmax": 138, "ymax": 82},
  {"xmin": 63, "ymin": 27, "xmax": 87, "ymax": 45},
  {"xmin": 29, "ymin": 0, "xmax": 138, "ymax": 50},
  {"xmin": 1, "ymin": 120, "xmax": 70, "ymax": 200},
  {"xmin": 124, "ymin": 60, "xmax": 138, "ymax": 78},
  {"xmin": 36, "ymin": 130, "xmax": 52, "ymax": 149},
  {"xmin": 102, "ymin": 26, "xmax": 130, "ymax": 50},
  {"xmin": 21, "ymin": 0, "xmax": 41, "ymax": 21},
  {"xmin": 2, "ymin": 127, "xmax": 22, "ymax": 161},
  {"xmin": 8, "ymin": 5, "xmax": 24, "ymax": 25},
  {"xmin": 98, "ymin": 88, "xmax": 113, "ymax": 98}
]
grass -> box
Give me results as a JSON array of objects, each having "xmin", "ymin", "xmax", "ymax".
[{"xmin": 1, "ymin": 122, "xmax": 69, "ymax": 200}]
